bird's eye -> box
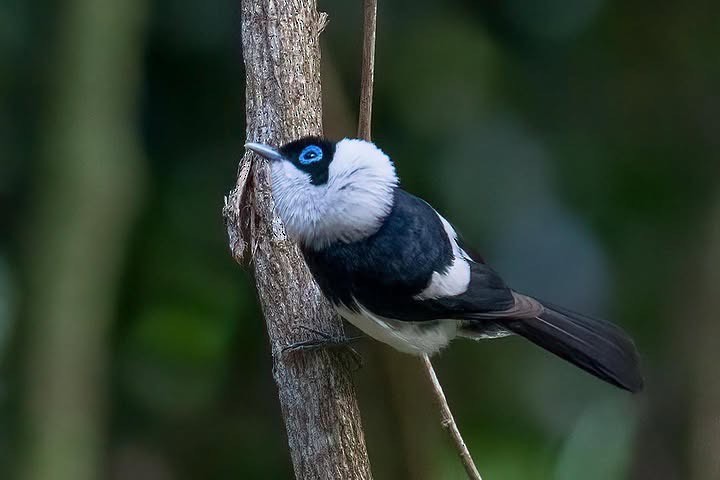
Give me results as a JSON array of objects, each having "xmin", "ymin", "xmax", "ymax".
[{"xmin": 299, "ymin": 145, "xmax": 323, "ymax": 165}]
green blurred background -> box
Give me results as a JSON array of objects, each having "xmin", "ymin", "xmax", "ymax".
[{"xmin": 2, "ymin": 0, "xmax": 719, "ymax": 478}]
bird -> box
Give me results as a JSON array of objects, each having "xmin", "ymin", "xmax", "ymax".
[{"xmin": 245, "ymin": 137, "xmax": 643, "ymax": 393}]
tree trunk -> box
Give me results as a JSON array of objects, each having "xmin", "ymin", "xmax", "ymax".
[
  {"xmin": 21, "ymin": 0, "xmax": 147, "ymax": 479},
  {"xmin": 224, "ymin": 1, "xmax": 372, "ymax": 478}
]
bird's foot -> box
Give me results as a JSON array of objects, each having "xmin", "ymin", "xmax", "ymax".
[{"xmin": 282, "ymin": 325, "xmax": 364, "ymax": 369}]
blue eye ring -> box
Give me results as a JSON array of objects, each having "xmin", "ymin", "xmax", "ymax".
[{"xmin": 299, "ymin": 145, "xmax": 323, "ymax": 165}]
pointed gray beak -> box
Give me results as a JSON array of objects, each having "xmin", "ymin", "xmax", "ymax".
[{"xmin": 245, "ymin": 142, "xmax": 284, "ymax": 162}]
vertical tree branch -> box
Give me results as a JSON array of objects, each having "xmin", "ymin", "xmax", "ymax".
[
  {"xmin": 224, "ymin": 1, "xmax": 372, "ymax": 479},
  {"xmin": 356, "ymin": 2, "xmax": 482, "ymax": 479},
  {"xmin": 358, "ymin": 0, "xmax": 377, "ymax": 140}
]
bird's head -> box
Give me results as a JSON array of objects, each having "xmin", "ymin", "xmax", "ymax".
[{"xmin": 245, "ymin": 137, "xmax": 398, "ymax": 249}]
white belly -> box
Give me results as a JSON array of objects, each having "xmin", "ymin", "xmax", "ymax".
[{"xmin": 335, "ymin": 303, "xmax": 457, "ymax": 355}]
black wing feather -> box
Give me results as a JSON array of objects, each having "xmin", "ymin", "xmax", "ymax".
[
  {"xmin": 302, "ymin": 187, "xmax": 643, "ymax": 391},
  {"xmin": 504, "ymin": 304, "xmax": 644, "ymax": 392},
  {"xmin": 302, "ymin": 188, "xmax": 516, "ymax": 321}
]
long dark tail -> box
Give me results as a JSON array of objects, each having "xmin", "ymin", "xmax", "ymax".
[{"xmin": 505, "ymin": 302, "xmax": 643, "ymax": 393}]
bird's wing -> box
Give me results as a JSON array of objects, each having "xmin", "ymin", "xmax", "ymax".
[
  {"xmin": 302, "ymin": 188, "xmax": 540, "ymax": 322},
  {"xmin": 304, "ymin": 190, "xmax": 643, "ymax": 392}
]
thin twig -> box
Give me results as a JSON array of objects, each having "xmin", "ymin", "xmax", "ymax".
[
  {"xmin": 356, "ymin": 0, "xmax": 483, "ymax": 477},
  {"xmin": 422, "ymin": 355, "xmax": 483, "ymax": 480},
  {"xmin": 357, "ymin": 0, "xmax": 377, "ymax": 140}
]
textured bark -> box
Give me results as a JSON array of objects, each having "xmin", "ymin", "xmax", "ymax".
[
  {"xmin": 224, "ymin": 1, "xmax": 372, "ymax": 479},
  {"xmin": 357, "ymin": 0, "xmax": 377, "ymax": 140}
]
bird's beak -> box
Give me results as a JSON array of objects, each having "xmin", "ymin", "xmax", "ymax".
[{"xmin": 245, "ymin": 142, "xmax": 284, "ymax": 162}]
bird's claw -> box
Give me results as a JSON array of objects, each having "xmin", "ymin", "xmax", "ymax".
[{"xmin": 282, "ymin": 325, "xmax": 364, "ymax": 370}]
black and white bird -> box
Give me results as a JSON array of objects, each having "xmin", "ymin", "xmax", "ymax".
[{"xmin": 245, "ymin": 137, "xmax": 643, "ymax": 393}]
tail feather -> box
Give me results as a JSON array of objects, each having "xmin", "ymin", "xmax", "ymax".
[{"xmin": 505, "ymin": 302, "xmax": 643, "ymax": 393}]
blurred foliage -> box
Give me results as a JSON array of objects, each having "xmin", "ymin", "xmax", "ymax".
[{"xmin": 1, "ymin": 0, "xmax": 719, "ymax": 479}]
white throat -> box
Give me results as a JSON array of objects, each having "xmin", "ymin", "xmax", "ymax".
[{"xmin": 271, "ymin": 138, "xmax": 398, "ymax": 250}]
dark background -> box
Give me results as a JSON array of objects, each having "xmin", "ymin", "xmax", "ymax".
[{"xmin": 2, "ymin": 0, "xmax": 719, "ymax": 478}]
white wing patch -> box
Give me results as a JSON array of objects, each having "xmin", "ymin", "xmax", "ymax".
[
  {"xmin": 336, "ymin": 302, "xmax": 457, "ymax": 355},
  {"xmin": 413, "ymin": 213, "xmax": 471, "ymax": 300}
]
